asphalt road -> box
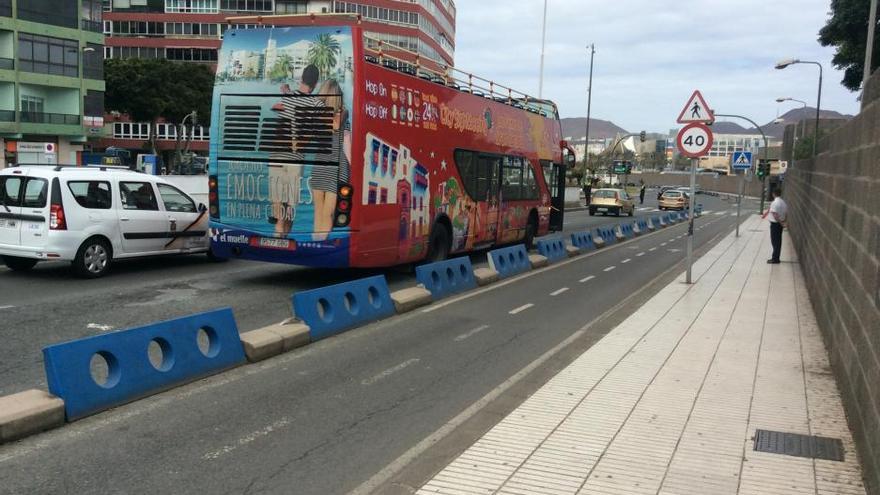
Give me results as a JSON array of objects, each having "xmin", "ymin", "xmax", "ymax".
[
  {"xmin": 0, "ymin": 195, "xmax": 752, "ymax": 495},
  {"xmin": 0, "ymin": 193, "xmax": 742, "ymax": 397}
]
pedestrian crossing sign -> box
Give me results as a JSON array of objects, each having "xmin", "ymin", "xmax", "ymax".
[{"xmin": 732, "ymin": 151, "xmax": 753, "ymax": 170}]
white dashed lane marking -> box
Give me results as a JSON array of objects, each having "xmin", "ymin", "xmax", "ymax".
[
  {"xmin": 454, "ymin": 325, "xmax": 490, "ymax": 342},
  {"xmin": 621, "ymin": 258, "xmax": 631, "ymax": 264},
  {"xmin": 509, "ymin": 303, "xmax": 534, "ymax": 315},
  {"xmin": 636, "ymin": 252, "xmax": 645, "ymax": 257},
  {"xmin": 550, "ymin": 287, "xmax": 569, "ymax": 296},
  {"xmin": 604, "ymin": 266, "xmax": 616, "ymax": 272},
  {"xmin": 362, "ymin": 358, "xmax": 421, "ymax": 385},
  {"xmin": 649, "ymin": 247, "xmax": 658, "ymax": 251},
  {"xmin": 579, "ymin": 275, "xmax": 595, "ymax": 283}
]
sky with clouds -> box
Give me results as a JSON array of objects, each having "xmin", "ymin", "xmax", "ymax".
[{"xmin": 452, "ymin": 0, "xmax": 864, "ymax": 134}]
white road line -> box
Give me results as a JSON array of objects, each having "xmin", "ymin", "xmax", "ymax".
[
  {"xmin": 362, "ymin": 358, "xmax": 421, "ymax": 385},
  {"xmin": 202, "ymin": 418, "xmax": 291, "ymax": 460},
  {"xmin": 0, "ymin": 305, "xmax": 14, "ymax": 310},
  {"xmin": 661, "ymin": 242, "xmax": 668, "ymax": 246},
  {"xmin": 636, "ymin": 252, "xmax": 645, "ymax": 257},
  {"xmin": 621, "ymin": 258, "xmax": 631, "ymax": 264},
  {"xmin": 87, "ymin": 323, "xmax": 114, "ymax": 332},
  {"xmin": 509, "ymin": 303, "xmax": 534, "ymax": 315},
  {"xmin": 454, "ymin": 325, "xmax": 490, "ymax": 342},
  {"xmin": 579, "ymin": 275, "xmax": 595, "ymax": 283},
  {"xmin": 649, "ymin": 247, "xmax": 658, "ymax": 251},
  {"xmin": 603, "ymin": 266, "xmax": 616, "ymax": 272},
  {"xmin": 550, "ymin": 287, "xmax": 569, "ymax": 296}
]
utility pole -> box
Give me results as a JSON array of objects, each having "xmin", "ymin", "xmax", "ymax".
[
  {"xmin": 584, "ymin": 44, "xmax": 595, "ymax": 177},
  {"xmin": 865, "ymin": 0, "xmax": 878, "ymax": 93},
  {"xmin": 538, "ymin": 0, "xmax": 548, "ymax": 98}
]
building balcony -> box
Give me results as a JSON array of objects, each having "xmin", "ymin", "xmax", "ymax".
[
  {"xmin": 81, "ymin": 19, "xmax": 103, "ymax": 33},
  {"xmin": 0, "ymin": 57, "xmax": 12, "ymax": 70},
  {"xmin": 0, "ymin": 109, "xmax": 14, "ymax": 121},
  {"xmin": 20, "ymin": 112, "xmax": 80, "ymax": 125}
]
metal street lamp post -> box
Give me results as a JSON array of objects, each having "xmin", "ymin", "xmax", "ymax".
[
  {"xmin": 584, "ymin": 44, "xmax": 595, "ymax": 178},
  {"xmin": 775, "ymin": 59, "xmax": 823, "ymax": 156},
  {"xmin": 538, "ymin": 0, "xmax": 548, "ymax": 98}
]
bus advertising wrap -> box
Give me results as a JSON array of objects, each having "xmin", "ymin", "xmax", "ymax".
[{"xmin": 209, "ymin": 27, "xmax": 354, "ymax": 267}]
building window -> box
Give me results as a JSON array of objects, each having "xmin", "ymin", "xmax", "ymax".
[
  {"xmin": 83, "ymin": 43, "xmax": 103, "ymax": 79},
  {"xmin": 275, "ymin": 0, "xmax": 307, "ymax": 14},
  {"xmin": 221, "ymin": 0, "xmax": 272, "ymax": 12},
  {"xmin": 18, "ymin": 0, "xmax": 78, "ymax": 29},
  {"xmin": 18, "ymin": 34, "xmax": 79, "ymax": 78},
  {"xmin": 165, "ymin": 22, "xmax": 219, "ymax": 37},
  {"xmin": 20, "ymin": 95, "xmax": 44, "ymax": 115},
  {"xmin": 0, "ymin": 0, "xmax": 11, "ymax": 18},
  {"xmin": 81, "ymin": 0, "xmax": 103, "ymax": 32},
  {"xmin": 165, "ymin": 47, "xmax": 217, "ymax": 62},
  {"xmin": 165, "ymin": 0, "xmax": 219, "ymax": 13},
  {"xmin": 113, "ymin": 122, "xmax": 151, "ymax": 140},
  {"xmin": 112, "ymin": 20, "xmax": 165, "ymax": 36},
  {"xmin": 84, "ymin": 90, "xmax": 104, "ymax": 117}
]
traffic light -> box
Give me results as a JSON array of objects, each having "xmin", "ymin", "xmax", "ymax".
[
  {"xmin": 639, "ymin": 130, "xmax": 646, "ymax": 142},
  {"xmin": 756, "ymin": 160, "xmax": 770, "ymax": 179}
]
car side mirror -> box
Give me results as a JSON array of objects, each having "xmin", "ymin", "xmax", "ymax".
[{"xmin": 198, "ymin": 203, "xmax": 207, "ymax": 213}]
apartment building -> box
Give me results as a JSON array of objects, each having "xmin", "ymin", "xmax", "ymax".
[{"xmin": 0, "ymin": 0, "xmax": 105, "ymax": 168}]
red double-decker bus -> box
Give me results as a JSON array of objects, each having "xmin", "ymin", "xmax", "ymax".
[{"xmin": 208, "ymin": 15, "xmax": 573, "ymax": 268}]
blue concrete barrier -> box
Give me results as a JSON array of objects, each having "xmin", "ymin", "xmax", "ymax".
[
  {"xmin": 695, "ymin": 204, "xmax": 703, "ymax": 216},
  {"xmin": 294, "ymin": 275, "xmax": 395, "ymax": 341},
  {"xmin": 536, "ymin": 238, "xmax": 567, "ymax": 263},
  {"xmin": 570, "ymin": 231, "xmax": 595, "ymax": 251},
  {"xmin": 415, "ymin": 256, "xmax": 477, "ymax": 301},
  {"xmin": 637, "ymin": 219, "xmax": 649, "ymax": 231},
  {"xmin": 43, "ymin": 308, "xmax": 245, "ymax": 421},
  {"xmin": 594, "ymin": 226, "xmax": 616, "ymax": 245},
  {"xmin": 651, "ymin": 216, "xmax": 662, "ymax": 229},
  {"xmin": 487, "ymin": 244, "xmax": 531, "ymax": 279},
  {"xmin": 619, "ymin": 223, "xmax": 635, "ymax": 238}
]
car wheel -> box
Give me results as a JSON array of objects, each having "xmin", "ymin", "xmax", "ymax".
[
  {"xmin": 589, "ymin": 208, "xmax": 595, "ymax": 216},
  {"xmin": 2, "ymin": 256, "xmax": 38, "ymax": 271},
  {"xmin": 72, "ymin": 238, "xmax": 112, "ymax": 278},
  {"xmin": 426, "ymin": 222, "xmax": 451, "ymax": 263},
  {"xmin": 207, "ymin": 247, "xmax": 228, "ymax": 262},
  {"xmin": 614, "ymin": 208, "xmax": 621, "ymax": 217}
]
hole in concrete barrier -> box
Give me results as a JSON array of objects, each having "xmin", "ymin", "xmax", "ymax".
[
  {"xmin": 431, "ymin": 269, "xmax": 441, "ymax": 288},
  {"xmin": 368, "ymin": 286, "xmax": 382, "ymax": 308},
  {"xmin": 197, "ymin": 327, "xmax": 220, "ymax": 358},
  {"xmin": 147, "ymin": 337, "xmax": 174, "ymax": 372},
  {"xmin": 507, "ymin": 253, "xmax": 515, "ymax": 265},
  {"xmin": 497, "ymin": 255, "xmax": 506, "ymax": 268},
  {"xmin": 344, "ymin": 291, "xmax": 359, "ymax": 315},
  {"xmin": 317, "ymin": 298, "xmax": 332, "ymax": 322},
  {"xmin": 90, "ymin": 351, "xmax": 120, "ymax": 388},
  {"xmin": 460, "ymin": 264, "xmax": 468, "ymax": 279},
  {"xmin": 446, "ymin": 267, "xmax": 455, "ymax": 285},
  {"xmin": 518, "ymin": 251, "xmax": 526, "ymax": 262}
]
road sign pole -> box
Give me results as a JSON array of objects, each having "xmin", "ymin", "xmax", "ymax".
[
  {"xmin": 686, "ymin": 157, "xmax": 697, "ymax": 284},
  {"xmin": 736, "ymin": 173, "xmax": 743, "ymax": 237}
]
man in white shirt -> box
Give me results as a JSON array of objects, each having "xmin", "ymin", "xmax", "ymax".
[{"xmin": 762, "ymin": 189, "xmax": 788, "ymax": 264}]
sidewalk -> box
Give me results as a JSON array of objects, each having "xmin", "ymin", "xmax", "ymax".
[{"xmin": 417, "ymin": 215, "xmax": 866, "ymax": 495}]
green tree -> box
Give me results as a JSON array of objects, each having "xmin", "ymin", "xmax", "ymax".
[
  {"xmin": 819, "ymin": 0, "xmax": 879, "ymax": 91},
  {"xmin": 308, "ymin": 34, "xmax": 341, "ymax": 79},
  {"xmin": 105, "ymin": 58, "xmax": 214, "ymax": 160}
]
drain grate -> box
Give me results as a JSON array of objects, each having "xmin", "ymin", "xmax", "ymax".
[{"xmin": 754, "ymin": 429, "xmax": 844, "ymax": 461}]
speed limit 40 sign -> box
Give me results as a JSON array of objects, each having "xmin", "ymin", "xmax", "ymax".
[{"xmin": 676, "ymin": 122, "xmax": 714, "ymax": 158}]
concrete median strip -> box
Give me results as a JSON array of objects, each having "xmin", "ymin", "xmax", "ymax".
[
  {"xmin": 240, "ymin": 318, "xmax": 311, "ymax": 363},
  {"xmin": 391, "ymin": 287, "xmax": 433, "ymax": 313},
  {"xmin": 0, "ymin": 389, "xmax": 64, "ymax": 444},
  {"xmin": 473, "ymin": 268, "xmax": 499, "ymax": 286},
  {"xmin": 528, "ymin": 254, "xmax": 549, "ymax": 269},
  {"xmin": 566, "ymin": 245, "xmax": 580, "ymax": 257}
]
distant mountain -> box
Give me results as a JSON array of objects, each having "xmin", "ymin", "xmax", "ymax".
[
  {"xmin": 757, "ymin": 107, "xmax": 853, "ymax": 138},
  {"xmin": 560, "ymin": 117, "xmax": 629, "ymax": 140},
  {"xmin": 708, "ymin": 121, "xmax": 751, "ymax": 134}
]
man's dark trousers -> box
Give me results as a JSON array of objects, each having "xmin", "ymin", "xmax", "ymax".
[{"xmin": 769, "ymin": 222, "xmax": 783, "ymax": 262}]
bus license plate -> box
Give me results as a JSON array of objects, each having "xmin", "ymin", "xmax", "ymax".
[{"xmin": 259, "ymin": 237, "xmax": 291, "ymax": 250}]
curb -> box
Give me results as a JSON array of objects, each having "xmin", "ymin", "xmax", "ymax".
[{"xmin": 0, "ymin": 389, "xmax": 65, "ymax": 443}]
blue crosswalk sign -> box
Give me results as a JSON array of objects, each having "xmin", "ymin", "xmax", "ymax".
[{"xmin": 732, "ymin": 151, "xmax": 753, "ymax": 170}]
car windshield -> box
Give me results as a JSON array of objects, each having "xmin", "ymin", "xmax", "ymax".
[
  {"xmin": 664, "ymin": 191, "xmax": 681, "ymax": 198},
  {"xmin": 593, "ymin": 190, "xmax": 618, "ymax": 198}
]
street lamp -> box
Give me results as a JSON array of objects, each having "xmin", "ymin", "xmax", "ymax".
[{"xmin": 775, "ymin": 59, "xmax": 823, "ymax": 156}]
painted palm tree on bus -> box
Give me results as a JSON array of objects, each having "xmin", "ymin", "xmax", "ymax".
[
  {"xmin": 268, "ymin": 53, "xmax": 294, "ymax": 82},
  {"xmin": 308, "ymin": 34, "xmax": 341, "ymax": 79}
]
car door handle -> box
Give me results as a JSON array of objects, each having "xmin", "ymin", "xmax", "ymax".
[{"xmin": 120, "ymin": 217, "xmax": 130, "ymax": 222}]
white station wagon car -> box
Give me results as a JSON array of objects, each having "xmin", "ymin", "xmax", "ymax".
[{"xmin": 0, "ymin": 164, "xmax": 212, "ymax": 278}]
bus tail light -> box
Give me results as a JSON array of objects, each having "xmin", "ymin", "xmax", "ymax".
[
  {"xmin": 208, "ymin": 175, "xmax": 219, "ymax": 218},
  {"xmin": 335, "ymin": 184, "xmax": 353, "ymax": 227},
  {"xmin": 49, "ymin": 178, "xmax": 66, "ymax": 230}
]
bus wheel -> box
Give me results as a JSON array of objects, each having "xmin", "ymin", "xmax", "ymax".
[{"xmin": 426, "ymin": 223, "xmax": 451, "ymax": 262}]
